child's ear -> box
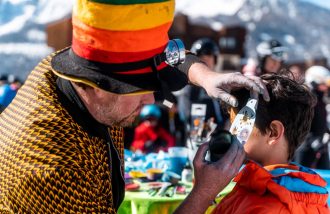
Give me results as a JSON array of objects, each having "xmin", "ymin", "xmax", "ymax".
[{"xmin": 268, "ymin": 120, "xmax": 284, "ymax": 145}]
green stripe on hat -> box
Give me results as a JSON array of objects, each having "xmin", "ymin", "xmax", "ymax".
[{"xmin": 89, "ymin": 0, "xmax": 169, "ymax": 4}]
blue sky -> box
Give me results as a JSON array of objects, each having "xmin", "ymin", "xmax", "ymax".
[{"xmin": 301, "ymin": 0, "xmax": 330, "ymax": 10}]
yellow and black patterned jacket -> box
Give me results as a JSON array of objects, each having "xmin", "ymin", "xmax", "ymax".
[{"xmin": 0, "ymin": 55, "xmax": 125, "ymax": 213}]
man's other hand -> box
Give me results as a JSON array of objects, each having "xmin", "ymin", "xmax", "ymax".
[
  {"xmin": 188, "ymin": 63, "xmax": 270, "ymax": 107},
  {"xmin": 174, "ymin": 140, "xmax": 245, "ymax": 214}
]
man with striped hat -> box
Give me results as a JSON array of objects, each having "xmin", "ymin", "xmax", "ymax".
[{"xmin": 0, "ymin": 0, "xmax": 269, "ymax": 213}]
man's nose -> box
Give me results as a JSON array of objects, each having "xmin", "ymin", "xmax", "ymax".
[{"xmin": 142, "ymin": 93, "xmax": 155, "ymax": 105}]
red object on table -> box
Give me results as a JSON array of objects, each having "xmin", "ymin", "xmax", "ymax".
[{"xmin": 125, "ymin": 183, "xmax": 140, "ymax": 191}]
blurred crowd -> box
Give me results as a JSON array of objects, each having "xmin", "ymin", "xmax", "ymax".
[
  {"xmin": 0, "ymin": 74, "xmax": 22, "ymax": 113},
  {"xmin": 126, "ymin": 37, "xmax": 330, "ymax": 170},
  {"xmin": 2, "ymin": 37, "xmax": 330, "ymax": 170}
]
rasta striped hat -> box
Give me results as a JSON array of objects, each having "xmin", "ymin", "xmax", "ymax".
[{"xmin": 51, "ymin": 0, "xmax": 188, "ymax": 95}]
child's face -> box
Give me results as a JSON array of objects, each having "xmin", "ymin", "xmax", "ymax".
[
  {"xmin": 146, "ymin": 118, "xmax": 158, "ymax": 127},
  {"xmin": 243, "ymin": 127, "xmax": 269, "ymax": 163}
]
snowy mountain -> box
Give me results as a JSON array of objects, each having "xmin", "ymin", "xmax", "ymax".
[
  {"xmin": 1, "ymin": 0, "xmax": 330, "ymax": 80},
  {"xmin": 176, "ymin": 0, "xmax": 330, "ymax": 64},
  {"xmin": 0, "ymin": 0, "xmax": 73, "ymax": 80}
]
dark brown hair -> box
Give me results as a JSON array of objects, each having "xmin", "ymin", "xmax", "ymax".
[{"xmin": 230, "ymin": 72, "xmax": 316, "ymax": 160}]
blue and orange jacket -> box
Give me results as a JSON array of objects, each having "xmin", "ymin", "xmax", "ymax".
[{"xmin": 213, "ymin": 161, "xmax": 329, "ymax": 214}]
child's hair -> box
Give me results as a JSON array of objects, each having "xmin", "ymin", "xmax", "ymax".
[{"xmin": 230, "ymin": 71, "xmax": 316, "ymax": 160}]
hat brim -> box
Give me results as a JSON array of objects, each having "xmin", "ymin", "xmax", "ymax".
[{"xmin": 51, "ymin": 48, "xmax": 188, "ymax": 94}]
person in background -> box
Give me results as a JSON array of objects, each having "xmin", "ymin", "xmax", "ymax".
[
  {"xmin": 213, "ymin": 72, "xmax": 328, "ymax": 214},
  {"xmin": 0, "ymin": 74, "xmax": 21, "ymax": 112},
  {"xmin": 190, "ymin": 38, "xmax": 220, "ymax": 71},
  {"xmin": 131, "ymin": 104, "xmax": 175, "ymax": 153},
  {"xmin": 256, "ymin": 39, "xmax": 287, "ymax": 75},
  {"xmin": 289, "ymin": 65, "xmax": 305, "ymax": 84},
  {"xmin": 7, "ymin": 74, "xmax": 23, "ymax": 91},
  {"xmin": 0, "ymin": 74, "xmax": 8, "ymax": 86},
  {"xmin": 176, "ymin": 37, "xmax": 227, "ymax": 129},
  {"xmin": 241, "ymin": 58, "xmax": 258, "ymax": 76},
  {"xmin": 0, "ymin": 83, "xmax": 17, "ymax": 112},
  {"xmin": 157, "ymin": 96, "xmax": 186, "ymax": 147},
  {"xmin": 294, "ymin": 65, "xmax": 330, "ymax": 169}
]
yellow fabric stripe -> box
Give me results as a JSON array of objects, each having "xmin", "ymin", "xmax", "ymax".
[
  {"xmin": 89, "ymin": 0, "xmax": 169, "ymax": 5},
  {"xmin": 74, "ymin": 0, "xmax": 174, "ymax": 31}
]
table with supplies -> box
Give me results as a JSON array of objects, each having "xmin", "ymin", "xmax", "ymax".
[
  {"xmin": 121, "ymin": 148, "xmax": 235, "ymax": 214},
  {"xmin": 118, "ymin": 182, "xmax": 235, "ymax": 214}
]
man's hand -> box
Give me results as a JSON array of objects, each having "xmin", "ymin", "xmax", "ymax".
[
  {"xmin": 193, "ymin": 141, "xmax": 245, "ymax": 200},
  {"xmin": 188, "ymin": 62, "xmax": 270, "ymax": 107},
  {"xmin": 174, "ymin": 141, "xmax": 245, "ymax": 214}
]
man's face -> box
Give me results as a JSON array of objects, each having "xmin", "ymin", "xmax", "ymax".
[
  {"xmin": 83, "ymin": 87, "xmax": 155, "ymax": 127},
  {"xmin": 264, "ymin": 57, "xmax": 281, "ymax": 73}
]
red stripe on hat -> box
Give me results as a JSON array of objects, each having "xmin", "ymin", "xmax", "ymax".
[{"xmin": 72, "ymin": 38, "xmax": 167, "ymax": 64}]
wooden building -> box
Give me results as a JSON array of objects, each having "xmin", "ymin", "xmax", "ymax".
[{"xmin": 169, "ymin": 14, "xmax": 247, "ymax": 72}]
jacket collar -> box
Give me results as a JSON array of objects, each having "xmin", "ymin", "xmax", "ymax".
[{"xmin": 235, "ymin": 161, "xmax": 328, "ymax": 205}]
